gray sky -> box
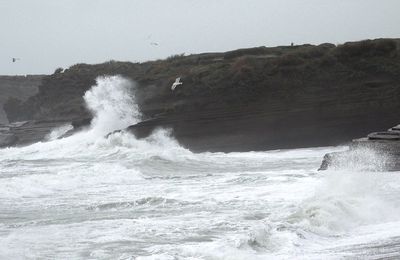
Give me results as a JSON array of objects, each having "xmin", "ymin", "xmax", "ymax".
[{"xmin": 1, "ymin": 0, "xmax": 399, "ymax": 75}]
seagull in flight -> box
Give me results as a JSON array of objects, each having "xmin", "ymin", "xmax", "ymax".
[
  {"xmin": 147, "ymin": 34, "xmax": 159, "ymax": 46},
  {"xmin": 171, "ymin": 77, "xmax": 183, "ymax": 91},
  {"xmin": 12, "ymin": 58, "xmax": 20, "ymax": 63}
]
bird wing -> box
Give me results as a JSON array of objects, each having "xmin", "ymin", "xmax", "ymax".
[{"xmin": 175, "ymin": 77, "xmax": 180, "ymax": 83}]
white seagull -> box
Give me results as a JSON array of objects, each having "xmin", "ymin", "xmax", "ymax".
[{"xmin": 171, "ymin": 77, "xmax": 183, "ymax": 91}]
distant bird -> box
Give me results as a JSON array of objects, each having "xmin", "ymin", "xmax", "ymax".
[
  {"xmin": 12, "ymin": 58, "xmax": 20, "ymax": 63},
  {"xmin": 171, "ymin": 77, "xmax": 183, "ymax": 91},
  {"xmin": 146, "ymin": 34, "xmax": 159, "ymax": 46}
]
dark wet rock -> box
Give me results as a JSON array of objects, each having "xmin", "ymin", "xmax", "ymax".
[
  {"xmin": 367, "ymin": 131, "xmax": 400, "ymax": 140},
  {"xmin": 71, "ymin": 117, "xmax": 91, "ymax": 129},
  {"xmin": 57, "ymin": 117, "xmax": 92, "ymax": 138},
  {"xmin": 0, "ymin": 75, "xmax": 43, "ymax": 124},
  {"xmin": 126, "ymin": 118, "xmax": 163, "ymax": 139},
  {"xmin": 0, "ymin": 133, "xmax": 18, "ymax": 148},
  {"xmin": 319, "ymin": 125, "xmax": 400, "ymax": 171},
  {"xmin": 319, "ymin": 153, "xmax": 336, "ymax": 171},
  {"xmin": 389, "ymin": 124, "xmax": 400, "ymax": 132},
  {"xmin": 5, "ymin": 120, "xmax": 70, "ymax": 146}
]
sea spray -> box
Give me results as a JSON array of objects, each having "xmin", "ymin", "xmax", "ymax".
[
  {"xmin": 251, "ymin": 159, "xmax": 400, "ymax": 255},
  {"xmin": 42, "ymin": 75, "xmax": 139, "ymax": 143},
  {"xmin": 84, "ymin": 75, "xmax": 140, "ymax": 136},
  {"xmin": 1, "ymin": 75, "xmax": 189, "ymax": 163},
  {"xmin": 326, "ymin": 147, "xmax": 390, "ymax": 172},
  {"xmin": 45, "ymin": 124, "xmax": 73, "ymax": 141}
]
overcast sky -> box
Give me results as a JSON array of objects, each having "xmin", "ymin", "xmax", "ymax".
[{"xmin": 1, "ymin": 0, "xmax": 399, "ymax": 75}]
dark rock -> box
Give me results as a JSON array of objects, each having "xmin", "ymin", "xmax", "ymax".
[
  {"xmin": 320, "ymin": 125, "xmax": 400, "ymax": 171},
  {"xmin": 318, "ymin": 153, "xmax": 335, "ymax": 171},
  {"xmin": 0, "ymin": 75, "xmax": 43, "ymax": 124},
  {"xmin": 71, "ymin": 117, "xmax": 92, "ymax": 129},
  {"xmin": 0, "ymin": 133, "xmax": 18, "ymax": 148},
  {"xmin": 7, "ymin": 120, "xmax": 71, "ymax": 146},
  {"xmin": 55, "ymin": 117, "xmax": 92, "ymax": 139},
  {"xmin": 126, "ymin": 119, "xmax": 164, "ymax": 139},
  {"xmin": 389, "ymin": 124, "xmax": 400, "ymax": 132},
  {"xmin": 367, "ymin": 131, "xmax": 400, "ymax": 140}
]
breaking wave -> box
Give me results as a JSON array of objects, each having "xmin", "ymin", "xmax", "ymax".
[
  {"xmin": 1, "ymin": 75, "xmax": 400, "ymax": 259},
  {"xmin": 84, "ymin": 75, "xmax": 141, "ymax": 135},
  {"xmin": 3, "ymin": 75, "xmax": 189, "ymax": 161}
]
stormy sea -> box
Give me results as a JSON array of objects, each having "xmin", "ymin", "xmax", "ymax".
[{"xmin": 1, "ymin": 76, "xmax": 400, "ymax": 259}]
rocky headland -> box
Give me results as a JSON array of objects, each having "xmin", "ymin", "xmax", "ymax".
[
  {"xmin": 0, "ymin": 75, "xmax": 43, "ymax": 124},
  {"xmin": 0, "ymin": 75, "xmax": 44, "ymax": 147},
  {"xmin": 2, "ymin": 38, "xmax": 400, "ymax": 152}
]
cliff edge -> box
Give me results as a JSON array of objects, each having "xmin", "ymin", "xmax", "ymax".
[{"xmin": 3, "ymin": 38, "xmax": 400, "ymax": 151}]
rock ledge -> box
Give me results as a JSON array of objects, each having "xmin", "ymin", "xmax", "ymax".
[{"xmin": 319, "ymin": 124, "xmax": 400, "ymax": 171}]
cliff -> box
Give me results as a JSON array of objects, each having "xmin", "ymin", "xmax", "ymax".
[
  {"xmin": 0, "ymin": 75, "xmax": 43, "ymax": 124},
  {"xmin": 4, "ymin": 38, "xmax": 400, "ymax": 151}
]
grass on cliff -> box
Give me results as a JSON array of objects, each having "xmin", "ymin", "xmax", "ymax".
[{"xmin": 5, "ymin": 38, "xmax": 400, "ymax": 122}]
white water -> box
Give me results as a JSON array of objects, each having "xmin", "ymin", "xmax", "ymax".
[
  {"xmin": 1, "ymin": 76, "xmax": 400, "ymax": 259},
  {"xmin": 45, "ymin": 124, "xmax": 73, "ymax": 141}
]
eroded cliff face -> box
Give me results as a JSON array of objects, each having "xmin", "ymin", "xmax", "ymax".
[
  {"xmin": 0, "ymin": 75, "xmax": 43, "ymax": 124},
  {"xmin": 4, "ymin": 38, "xmax": 400, "ymax": 151}
]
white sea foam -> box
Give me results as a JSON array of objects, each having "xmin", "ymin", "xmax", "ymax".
[
  {"xmin": 45, "ymin": 124, "xmax": 73, "ymax": 141},
  {"xmin": 84, "ymin": 75, "xmax": 140, "ymax": 136},
  {"xmin": 0, "ymin": 75, "xmax": 400, "ymax": 259}
]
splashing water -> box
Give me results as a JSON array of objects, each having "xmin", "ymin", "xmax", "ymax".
[
  {"xmin": 84, "ymin": 75, "xmax": 140, "ymax": 136},
  {"xmin": 44, "ymin": 75, "xmax": 140, "ymax": 145},
  {"xmin": 328, "ymin": 147, "xmax": 390, "ymax": 172},
  {"xmin": 45, "ymin": 124, "xmax": 73, "ymax": 141}
]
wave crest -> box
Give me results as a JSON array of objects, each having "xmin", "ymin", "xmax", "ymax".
[{"xmin": 84, "ymin": 75, "xmax": 140, "ymax": 136}]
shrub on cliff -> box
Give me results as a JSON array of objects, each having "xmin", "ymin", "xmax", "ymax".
[
  {"xmin": 231, "ymin": 57, "xmax": 253, "ymax": 75},
  {"xmin": 224, "ymin": 46, "xmax": 268, "ymax": 59},
  {"xmin": 275, "ymin": 54, "xmax": 304, "ymax": 67},
  {"xmin": 166, "ymin": 53, "xmax": 185, "ymax": 63},
  {"xmin": 293, "ymin": 44, "xmax": 333, "ymax": 59},
  {"xmin": 54, "ymin": 67, "xmax": 64, "ymax": 74},
  {"xmin": 335, "ymin": 39, "xmax": 397, "ymax": 59}
]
